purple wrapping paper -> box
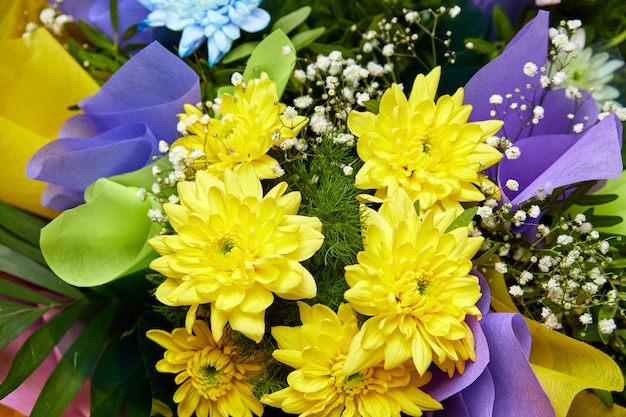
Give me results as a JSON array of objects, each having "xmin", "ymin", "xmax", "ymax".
[
  {"xmin": 424, "ymin": 274, "xmax": 555, "ymax": 417},
  {"xmin": 463, "ymin": 10, "xmax": 623, "ymax": 205},
  {"xmin": 26, "ymin": 41, "xmax": 200, "ymax": 211},
  {"xmin": 53, "ymin": 0, "xmax": 152, "ymax": 45}
]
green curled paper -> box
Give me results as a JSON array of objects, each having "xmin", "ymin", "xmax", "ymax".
[{"xmin": 40, "ymin": 178, "xmax": 161, "ymax": 287}]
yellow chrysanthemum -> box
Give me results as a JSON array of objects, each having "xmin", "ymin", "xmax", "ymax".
[
  {"xmin": 149, "ymin": 163, "xmax": 324, "ymax": 342},
  {"xmin": 147, "ymin": 320, "xmax": 264, "ymax": 417},
  {"xmin": 172, "ymin": 74, "xmax": 308, "ymax": 180},
  {"xmin": 343, "ymin": 188, "xmax": 484, "ymax": 377},
  {"xmin": 347, "ymin": 66, "xmax": 503, "ymax": 213},
  {"xmin": 262, "ymin": 302, "xmax": 442, "ymax": 417}
]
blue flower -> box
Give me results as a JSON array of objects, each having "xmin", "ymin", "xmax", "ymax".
[{"xmin": 137, "ymin": 0, "xmax": 271, "ymax": 66}]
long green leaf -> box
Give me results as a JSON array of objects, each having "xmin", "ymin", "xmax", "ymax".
[
  {"xmin": 221, "ymin": 41, "xmax": 260, "ymax": 64},
  {"xmin": 0, "ymin": 200, "xmax": 47, "ymax": 247},
  {"xmin": 91, "ymin": 382, "xmax": 126, "ymax": 417},
  {"xmin": 243, "ymin": 29, "xmax": 296, "ymax": 99},
  {"xmin": 78, "ymin": 20, "xmax": 114, "ymax": 51},
  {"xmin": 0, "ymin": 299, "xmax": 87, "ymax": 398},
  {"xmin": 31, "ymin": 304, "xmax": 117, "ymax": 417},
  {"xmin": 0, "ymin": 300, "xmax": 49, "ymax": 350},
  {"xmin": 291, "ymin": 27, "xmax": 326, "ymax": 51},
  {"xmin": 0, "ymin": 226, "xmax": 45, "ymax": 265},
  {"xmin": 0, "ymin": 244, "xmax": 84, "ymax": 299},
  {"xmin": 445, "ymin": 206, "xmax": 479, "ymax": 232},
  {"xmin": 0, "ymin": 278, "xmax": 57, "ymax": 305},
  {"xmin": 271, "ymin": 6, "xmax": 312, "ymax": 35}
]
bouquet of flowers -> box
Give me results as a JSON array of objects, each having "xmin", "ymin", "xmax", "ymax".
[{"xmin": 2, "ymin": 0, "xmax": 626, "ymax": 416}]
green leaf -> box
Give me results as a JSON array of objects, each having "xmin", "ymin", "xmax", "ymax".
[
  {"xmin": 31, "ymin": 304, "xmax": 117, "ymax": 417},
  {"xmin": 78, "ymin": 20, "xmax": 115, "ymax": 51},
  {"xmin": 291, "ymin": 27, "xmax": 326, "ymax": 51},
  {"xmin": 575, "ymin": 193, "xmax": 619, "ymax": 205},
  {"xmin": 609, "ymin": 257, "xmax": 626, "ymax": 269},
  {"xmin": 492, "ymin": 5, "xmax": 515, "ymax": 42},
  {"xmin": 446, "ymin": 206, "xmax": 479, "ymax": 232},
  {"xmin": 243, "ymin": 29, "xmax": 296, "ymax": 99},
  {"xmin": 0, "ymin": 244, "xmax": 84, "ymax": 299},
  {"xmin": 0, "ymin": 300, "xmax": 49, "ymax": 350},
  {"xmin": 362, "ymin": 99, "xmax": 380, "ymax": 114},
  {"xmin": 221, "ymin": 41, "xmax": 260, "ymax": 64},
  {"xmin": 137, "ymin": 311, "xmax": 177, "ymax": 410},
  {"xmin": 109, "ymin": 0, "xmax": 119, "ymax": 45},
  {"xmin": 92, "ymin": 329, "xmax": 141, "ymax": 386},
  {"xmin": 475, "ymin": 242, "xmax": 500, "ymax": 265},
  {"xmin": 0, "ymin": 226, "xmax": 45, "ymax": 265},
  {"xmin": 0, "ymin": 278, "xmax": 57, "ymax": 305},
  {"xmin": 0, "ymin": 299, "xmax": 87, "ymax": 398},
  {"xmin": 592, "ymin": 388, "xmax": 615, "ymax": 408},
  {"xmin": 271, "ymin": 6, "xmax": 312, "ymax": 35},
  {"xmin": 91, "ymin": 382, "xmax": 126, "ymax": 417},
  {"xmin": 40, "ymin": 178, "xmax": 161, "ymax": 287},
  {"xmin": 0, "ymin": 200, "xmax": 47, "ymax": 247}
]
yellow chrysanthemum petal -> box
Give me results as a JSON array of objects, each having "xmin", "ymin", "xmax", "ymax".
[
  {"xmin": 344, "ymin": 188, "xmax": 482, "ymax": 377},
  {"xmin": 263, "ymin": 302, "xmax": 441, "ymax": 416},
  {"xmin": 347, "ymin": 66, "xmax": 503, "ymax": 212},
  {"xmin": 172, "ymin": 74, "xmax": 308, "ymax": 181},
  {"xmin": 148, "ymin": 320, "xmax": 263, "ymax": 417},
  {"xmin": 149, "ymin": 166, "xmax": 323, "ymax": 342}
]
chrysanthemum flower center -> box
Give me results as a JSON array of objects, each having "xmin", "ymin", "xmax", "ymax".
[
  {"xmin": 396, "ymin": 270, "xmax": 433, "ymax": 305},
  {"xmin": 215, "ymin": 235, "xmax": 237, "ymax": 255},
  {"xmin": 330, "ymin": 354, "xmax": 376, "ymax": 398},
  {"xmin": 188, "ymin": 346, "xmax": 238, "ymax": 401}
]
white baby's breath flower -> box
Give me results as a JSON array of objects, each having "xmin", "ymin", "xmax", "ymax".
[
  {"xmin": 579, "ymin": 313, "xmax": 593, "ymax": 325},
  {"xmin": 509, "ymin": 285, "xmax": 524, "ymax": 297},
  {"xmin": 599, "ymin": 318, "xmax": 617, "ymax": 335},
  {"xmin": 523, "ymin": 62, "xmax": 538, "ymax": 77},
  {"xmin": 505, "ymin": 179, "xmax": 519, "ymax": 191},
  {"xmin": 489, "ymin": 94, "xmax": 503, "ymax": 105}
]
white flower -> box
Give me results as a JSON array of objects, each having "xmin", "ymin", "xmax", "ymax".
[
  {"xmin": 599, "ymin": 318, "xmax": 617, "ymax": 335},
  {"xmin": 505, "ymin": 146, "xmax": 521, "ymax": 160},
  {"xmin": 513, "ymin": 210, "xmax": 527, "ymax": 226},
  {"xmin": 495, "ymin": 262, "xmax": 508, "ymax": 274},
  {"xmin": 567, "ymin": 19, "xmax": 582, "ymax": 30},
  {"xmin": 293, "ymin": 95, "xmax": 313, "ymax": 109},
  {"xmin": 382, "ymin": 43, "xmax": 395, "ymax": 57},
  {"xmin": 448, "ymin": 5, "xmax": 461, "ymax": 18},
  {"xmin": 342, "ymin": 165, "xmax": 354, "ymax": 176},
  {"xmin": 579, "ymin": 313, "xmax": 593, "ymax": 325},
  {"xmin": 519, "ymin": 271, "xmax": 534, "ymax": 285},
  {"xmin": 505, "ymin": 179, "xmax": 519, "ymax": 191},
  {"xmin": 527, "ymin": 205, "xmax": 541, "ymax": 218},
  {"xmin": 158, "ymin": 140, "xmax": 169, "ymax": 154},
  {"xmin": 477, "ymin": 206, "xmax": 493, "ymax": 219},
  {"xmin": 137, "ymin": 188, "xmax": 147, "ymax": 202},
  {"xmin": 523, "ymin": 62, "xmax": 538, "ymax": 77},
  {"xmin": 552, "ymin": 71, "xmax": 568, "ymax": 86},
  {"xmin": 582, "ymin": 282, "xmax": 599, "ymax": 294},
  {"xmin": 509, "ymin": 285, "xmax": 524, "ymax": 297},
  {"xmin": 557, "ymin": 234, "xmax": 574, "ymax": 245},
  {"xmin": 489, "ymin": 94, "xmax": 503, "ymax": 105},
  {"xmin": 599, "ymin": 241, "xmax": 610, "ymax": 254}
]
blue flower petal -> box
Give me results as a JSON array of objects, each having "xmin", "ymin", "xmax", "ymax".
[
  {"xmin": 207, "ymin": 36, "xmax": 225, "ymax": 67},
  {"xmin": 213, "ymin": 29, "xmax": 234, "ymax": 53},
  {"xmin": 221, "ymin": 23, "xmax": 241, "ymax": 41},
  {"xmin": 178, "ymin": 25, "xmax": 206, "ymax": 58},
  {"xmin": 238, "ymin": 8, "xmax": 270, "ymax": 32}
]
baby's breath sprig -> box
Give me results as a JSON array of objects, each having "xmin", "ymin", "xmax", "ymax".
[{"xmin": 475, "ymin": 197, "xmax": 625, "ymax": 347}]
